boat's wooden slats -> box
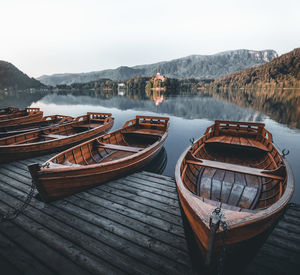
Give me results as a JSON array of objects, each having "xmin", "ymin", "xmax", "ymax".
[
  {"xmin": 0, "ymin": 155, "xmax": 194, "ymax": 275},
  {"xmin": 211, "ymin": 179, "xmax": 222, "ymax": 201},
  {"xmin": 199, "ymin": 167, "xmax": 216, "ymax": 199},
  {"xmin": 238, "ymin": 186, "xmax": 259, "ymax": 209},
  {"xmin": 223, "ymin": 170, "xmax": 235, "ymax": 183},
  {"xmin": 227, "ymin": 183, "xmax": 245, "ymax": 206},
  {"xmin": 195, "ymin": 164, "xmax": 261, "ymax": 209},
  {"xmin": 220, "ymin": 181, "xmax": 233, "ymax": 203},
  {"xmin": 235, "ymin": 173, "xmax": 246, "ymax": 185}
]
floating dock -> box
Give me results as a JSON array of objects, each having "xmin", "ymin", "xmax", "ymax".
[{"xmin": 0, "ymin": 154, "xmax": 299, "ymax": 274}]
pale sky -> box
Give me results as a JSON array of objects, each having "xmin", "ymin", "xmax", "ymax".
[{"xmin": 1, "ymin": 0, "xmax": 299, "ymax": 77}]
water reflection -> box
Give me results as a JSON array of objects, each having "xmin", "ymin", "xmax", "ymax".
[
  {"xmin": 22, "ymin": 91, "xmax": 264, "ymax": 122},
  {"xmin": 0, "ymin": 89, "xmax": 299, "ymax": 202},
  {"xmin": 208, "ymin": 87, "xmax": 300, "ymax": 128}
]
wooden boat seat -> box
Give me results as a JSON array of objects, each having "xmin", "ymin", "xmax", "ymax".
[
  {"xmin": 73, "ymin": 123, "xmax": 100, "ymax": 129},
  {"xmin": 205, "ymin": 135, "xmax": 270, "ymax": 152},
  {"xmin": 96, "ymin": 143, "xmax": 142, "ymax": 153},
  {"xmin": 121, "ymin": 129, "xmax": 162, "ymax": 137},
  {"xmin": 42, "ymin": 134, "xmax": 67, "ymax": 139},
  {"xmin": 10, "ymin": 136, "xmax": 39, "ymax": 145},
  {"xmin": 197, "ymin": 167, "xmax": 262, "ymax": 210},
  {"xmin": 186, "ymin": 158, "xmax": 284, "ymax": 180}
]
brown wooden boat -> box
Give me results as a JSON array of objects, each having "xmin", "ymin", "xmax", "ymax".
[
  {"xmin": 28, "ymin": 115, "xmax": 169, "ymax": 202},
  {"xmin": 0, "ymin": 112, "xmax": 114, "ymax": 163},
  {"xmin": 175, "ymin": 120, "xmax": 294, "ymax": 267},
  {"xmin": 0, "ymin": 107, "xmax": 43, "ymax": 126},
  {"xmin": 0, "ymin": 115, "xmax": 73, "ymax": 138},
  {"xmin": 0, "ymin": 106, "xmax": 19, "ymax": 116}
]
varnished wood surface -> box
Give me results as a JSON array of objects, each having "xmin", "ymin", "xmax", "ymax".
[
  {"xmin": 0, "ymin": 113, "xmax": 113, "ymax": 163},
  {"xmin": 175, "ymin": 120, "xmax": 294, "ymax": 265},
  {"xmin": 0, "ymin": 154, "xmax": 194, "ymax": 275},
  {"xmin": 30, "ymin": 116, "xmax": 169, "ymax": 201}
]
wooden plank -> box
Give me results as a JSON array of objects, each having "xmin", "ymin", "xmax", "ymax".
[
  {"xmin": 0, "ymin": 256, "xmax": 22, "ymax": 275},
  {"xmin": 0, "ymin": 188, "xmax": 159, "ymax": 275},
  {"xmin": 139, "ymin": 170, "xmax": 174, "ymax": 182},
  {"xmin": 72, "ymin": 192, "xmax": 187, "ymax": 246},
  {"xmin": 227, "ymin": 183, "xmax": 244, "ymax": 206},
  {"xmin": 126, "ymin": 175, "xmax": 177, "ymax": 193},
  {"xmin": 238, "ymin": 186, "xmax": 258, "ymax": 209},
  {"xmin": 105, "ymin": 180, "xmax": 180, "ymax": 208},
  {"xmin": 117, "ymin": 177, "xmax": 178, "ymax": 200},
  {"xmin": 199, "ymin": 167, "xmax": 216, "ymax": 199},
  {"xmin": 185, "ymin": 159, "xmax": 284, "ymax": 180},
  {"xmin": 1, "ymin": 176, "xmax": 191, "ymax": 273},
  {"xmin": 86, "ymin": 184, "xmax": 183, "ymax": 226},
  {"xmin": 0, "ymin": 201, "xmax": 93, "ymax": 275},
  {"xmin": 211, "ymin": 179, "xmax": 222, "ymax": 201},
  {"xmin": 121, "ymin": 130, "xmax": 162, "ymax": 137},
  {"xmin": 96, "ymin": 143, "xmax": 142, "ymax": 153},
  {"xmin": 220, "ymin": 181, "xmax": 233, "ymax": 203},
  {"xmin": 41, "ymin": 134, "xmax": 66, "ymax": 139},
  {"xmin": 0, "ymin": 232, "xmax": 52, "ymax": 275},
  {"xmin": 133, "ymin": 172, "xmax": 176, "ymax": 186}
]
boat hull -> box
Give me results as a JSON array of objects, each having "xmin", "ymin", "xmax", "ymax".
[
  {"xmin": 174, "ymin": 120, "xmax": 294, "ymax": 268},
  {"xmin": 31, "ymin": 135, "xmax": 165, "ymax": 202},
  {"xmin": 0, "ymin": 108, "xmax": 43, "ymax": 126},
  {"xmin": 29, "ymin": 115, "xmax": 169, "ymax": 202},
  {"xmin": 0, "ymin": 114, "xmax": 113, "ymax": 163}
]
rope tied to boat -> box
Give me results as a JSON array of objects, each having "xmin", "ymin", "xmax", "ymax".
[
  {"xmin": 206, "ymin": 207, "xmax": 228, "ymax": 275},
  {"xmin": 0, "ymin": 179, "xmax": 36, "ymax": 223}
]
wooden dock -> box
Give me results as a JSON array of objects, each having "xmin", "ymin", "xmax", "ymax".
[
  {"xmin": 0, "ymin": 154, "xmax": 299, "ymax": 274},
  {"xmin": 0, "ymin": 154, "xmax": 194, "ymax": 275}
]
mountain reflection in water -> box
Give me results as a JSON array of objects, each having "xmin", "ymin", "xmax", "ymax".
[{"xmin": 0, "ymin": 89, "xmax": 299, "ymax": 203}]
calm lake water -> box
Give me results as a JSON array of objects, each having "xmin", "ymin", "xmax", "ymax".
[{"xmin": 1, "ymin": 89, "xmax": 299, "ymax": 202}]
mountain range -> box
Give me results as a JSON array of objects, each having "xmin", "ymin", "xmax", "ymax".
[{"xmin": 37, "ymin": 49, "xmax": 278, "ymax": 86}]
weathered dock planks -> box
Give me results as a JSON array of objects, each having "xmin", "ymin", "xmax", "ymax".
[
  {"xmin": 0, "ymin": 153, "xmax": 299, "ymax": 274},
  {"xmin": 245, "ymin": 203, "xmax": 300, "ymax": 275},
  {"xmin": 0, "ymin": 154, "xmax": 194, "ymax": 275}
]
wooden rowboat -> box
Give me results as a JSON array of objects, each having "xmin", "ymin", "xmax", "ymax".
[
  {"xmin": 175, "ymin": 120, "xmax": 294, "ymax": 268},
  {"xmin": 0, "ymin": 107, "xmax": 43, "ymax": 126},
  {"xmin": 0, "ymin": 115, "xmax": 73, "ymax": 138},
  {"xmin": 0, "ymin": 112, "xmax": 114, "ymax": 163},
  {"xmin": 28, "ymin": 115, "xmax": 169, "ymax": 202},
  {"xmin": 0, "ymin": 106, "xmax": 19, "ymax": 116}
]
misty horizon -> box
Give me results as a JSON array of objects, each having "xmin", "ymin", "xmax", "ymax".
[{"xmin": 1, "ymin": 0, "xmax": 299, "ymax": 78}]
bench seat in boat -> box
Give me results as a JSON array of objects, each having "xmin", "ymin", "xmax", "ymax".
[{"xmin": 205, "ymin": 135, "xmax": 270, "ymax": 152}]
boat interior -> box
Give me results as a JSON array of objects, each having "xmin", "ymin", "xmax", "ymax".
[
  {"xmin": 181, "ymin": 121, "xmax": 287, "ymax": 212},
  {"xmin": 0, "ymin": 113, "xmax": 111, "ymax": 146},
  {"xmin": 0, "ymin": 115, "xmax": 73, "ymax": 134},
  {"xmin": 50, "ymin": 116, "xmax": 169, "ymax": 167}
]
